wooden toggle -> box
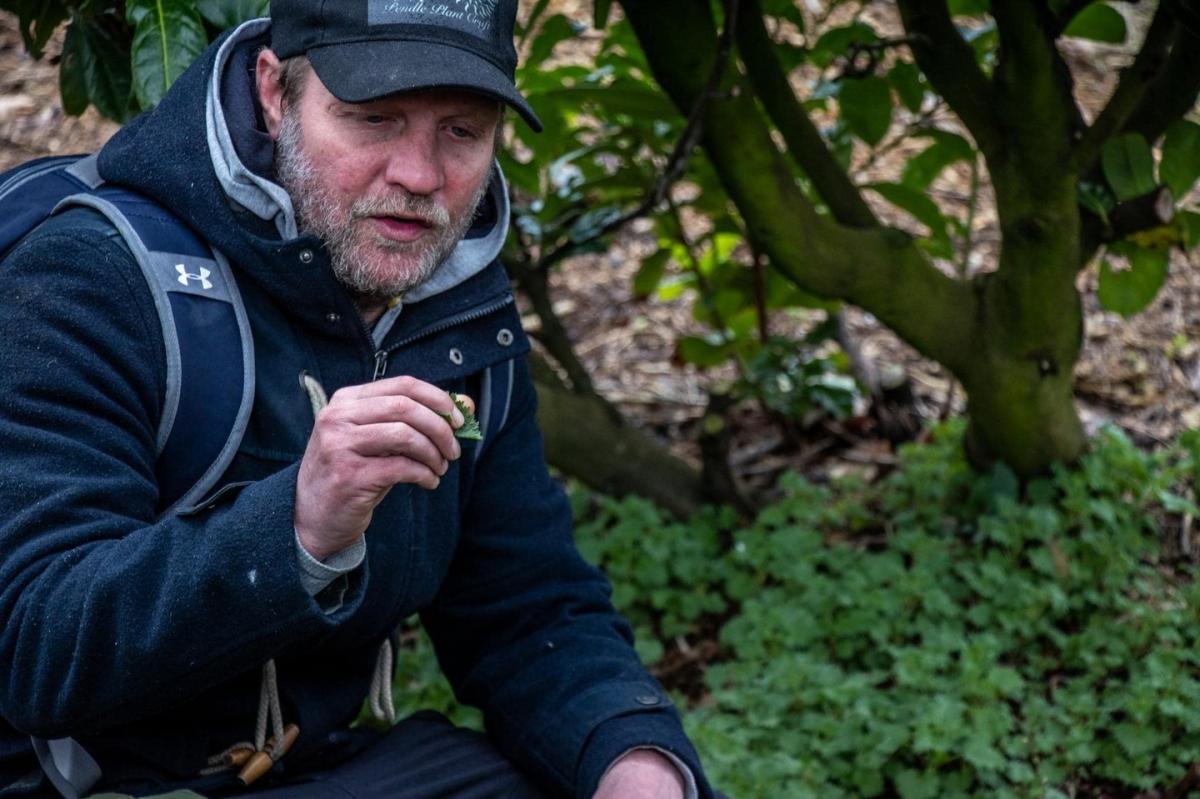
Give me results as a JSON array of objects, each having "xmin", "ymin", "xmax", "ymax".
[{"xmin": 237, "ymin": 724, "xmax": 300, "ymax": 786}]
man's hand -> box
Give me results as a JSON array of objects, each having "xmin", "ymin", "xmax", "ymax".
[
  {"xmin": 593, "ymin": 750, "xmax": 686, "ymax": 799},
  {"xmin": 295, "ymin": 377, "xmax": 472, "ymax": 560}
]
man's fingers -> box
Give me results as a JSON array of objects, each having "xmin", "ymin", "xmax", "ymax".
[
  {"xmin": 350, "ymin": 421, "xmax": 453, "ymax": 473},
  {"xmin": 333, "ymin": 376, "xmax": 459, "ymax": 418},
  {"xmin": 321, "ymin": 395, "xmax": 461, "ymax": 461}
]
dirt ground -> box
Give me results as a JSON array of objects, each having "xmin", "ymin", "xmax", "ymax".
[{"xmin": 2, "ymin": 6, "xmax": 1197, "ymax": 490}]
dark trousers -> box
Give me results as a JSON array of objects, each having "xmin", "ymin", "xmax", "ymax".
[{"xmin": 225, "ymin": 712, "xmax": 549, "ymax": 799}]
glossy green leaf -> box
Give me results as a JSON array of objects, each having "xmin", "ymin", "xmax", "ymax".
[
  {"xmin": 759, "ymin": 0, "xmax": 806, "ymax": 33},
  {"xmin": 1102, "ymin": 133, "xmax": 1156, "ymax": 202},
  {"xmin": 1063, "ymin": 2, "xmax": 1127, "ymax": 44},
  {"xmin": 58, "ymin": 18, "xmax": 90, "ymax": 116},
  {"xmin": 839, "ymin": 76, "xmax": 893, "ymax": 146},
  {"xmin": 61, "ymin": 9, "xmax": 134, "ymax": 121},
  {"xmin": 1097, "ymin": 242, "xmax": 1169, "ymax": 317},
  {"xmin": 9, "ymin": 0, "xmax": 70, "ymax": 59},
  {"xmin": 593, "ymin": 0, "xmax": 613, "ymax": 30},
  {"xmin": 868, "ymin": 183, "xmax": 950, "ymax": 241},
  {"xmin": 633, "ymin": 250, "xmax": 672, "ymax": 299},
  {"xmin": 889, "ymin": 60, "xmax": 925, "ymax": 113},
  {"xmin": 1180, "ymin": 210, "xmax": 1200, "ymax": 250},
  {"xmin": 127, "ymin": 0, "xmax": 208, "ymax": 110},
  {"xmin": 902, "ymin": 130, "xmax": 974, "ymax": 190},
  {"xmin": 678, "ymin": 334, "xmax": 735, "ymax": 368},
  {"xmin": 948, "ymin": 0, "xmax": 990, "ymax": 14},
  {"xmin": 529, "ymin": 85, "xmax": 677, "ymax": 120},
  {"xmin": 196, "ymin": 0, "xmax": 268, "ymax": 29},
  {"xmin": 809, "ymin": 22, "xmax": 878, "ymax": 69},
  {"xmin": 1160, "ymin": 120, "xmax": 1200, "ymax": 200},
  {"xmin": 528, "ymin": 14, "xmax": 579, "ymax": 69}
]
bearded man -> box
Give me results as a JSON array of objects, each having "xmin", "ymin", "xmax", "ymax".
[{"xmin": 0, "ymin": 2, "xmax": 715, "ymax": 797}]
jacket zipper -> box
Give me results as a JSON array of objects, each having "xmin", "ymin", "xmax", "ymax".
[
  {"xmin": 386, "ymin": 293, "xmax": 515, "ymax": 354},
  {"xmin": 369, "ymin": 293, "xmax": 514, "ymax": 381}
]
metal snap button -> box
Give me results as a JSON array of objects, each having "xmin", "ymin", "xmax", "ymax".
[
  {"xmin": 634, "ymin": 694, "xmax": 660, "ymax": 706},
  {"xmin": 325, "ymin": 312, "xmax": 341, "ymax": 324},
  {"xmin": 497, "ymin": 328, "xmax": 514, "ymax": 346},
  {"xmin": 299, "ymin": 249, "xmax": 314, "ymax": 264},
  {"xmin": 449, "ymin": 348, "xmax": 464, "ymax": 365}
]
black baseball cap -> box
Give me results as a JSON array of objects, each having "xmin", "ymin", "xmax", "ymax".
[{"xmin": 269, "ymin": 0, "xmax": 542, "ymax": 132}]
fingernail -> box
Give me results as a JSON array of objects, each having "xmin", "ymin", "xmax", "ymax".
[
  {"xmin": 452, "ymin": 440, "xmax": 462, "ymax": 460},
  {"xmin": 451, "ymin": 405, "xmax": 465, "ymax": 428}
]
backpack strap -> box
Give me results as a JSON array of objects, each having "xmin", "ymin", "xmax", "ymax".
[
  {"xmin": 476, "ymin": 357, "xmax": 516, "ymax": 460},
  {"xmin": 54, "ymin": 171, "xmax": 255, "ymax": 516}
]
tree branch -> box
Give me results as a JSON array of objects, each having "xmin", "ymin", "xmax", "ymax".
[
  {"xmin": 1123, "ymin": 8, "xmax": 1200, "ymax": 146},
  {"xmin": 735, "ymin": 0, "xmax": 877, "ymax": 229},
  {"xmin": 990, "ymin": 1, "xmax": 1078, "ymax": 160},
  {"xmin": 1072, "ymin": 3, "xmax": 1179, "ymax": 172},
  {"xmin": 535, "ymin": 0, "xmax": 741, "ymax": 272},
  {"xmin": 895, "ymin": 0, "xmax": 1001, "ymax": 157},
  {"xmin": 621, "ymin": 0, "xmax": 978, "ymax": 379}
]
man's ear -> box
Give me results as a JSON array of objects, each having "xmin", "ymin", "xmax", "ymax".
[{"xmin": 256, "ymin": 48, "xmax": 286, "ymax": 140}]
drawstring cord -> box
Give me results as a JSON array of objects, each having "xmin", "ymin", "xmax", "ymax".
[{"xmin": 203, "ymin": 373, "xmax": 400, "ymax": 784}]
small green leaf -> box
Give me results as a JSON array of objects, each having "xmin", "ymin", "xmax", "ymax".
[
  {"xmin": 894, "ymin": 769, "xmax": 941, "ymax": 799},
  {"xmin": 677, "ymin": 334, "xmax": 735, "ymax": 368},
  {"xmin": 901, "ymin": 130, "xmax": 974, "ymax": 190},
  {"xmin": 1179, "ymin": 210, "xmax": 1200, "ymax": 249},
  {"xmin": 1063, "ymin": 2, "xmax": 1127, "ymax": 44},
  {"xmin": 868, "ymin": 182, "xmax": 950, "ymax": 241},
  {"xmin": 839, "ymin": 76, "xmax": 893, "ymax": 146},
  {"xmin": 1102, "ymin": 133, "xmax": 1156, "ymax": 202},
  {"xmin": 1097, "ymin": 242, "xmax": 1169, "ymax": 317},
  {"xmin": 1161, "ymin": 120, "xmax": 1200, "ymax": 200},
  {"xmin": 58, "ymin": 20, "xmax": 91, "ymax": 116},
  {"xmin": 633, "ymin": 250, "xmax": 672, "ymax": 299},
  {"xmin": 528, "ymin": 14, "xmax": 579, "ymax": 69},
  {"xmin": 809, "ymin": 22, "xmax": 878, "ymax": 69},
  {"xmin": 196, "ymin": 0, "xmax": 269, "ymax": 29},
  {"xmin": 446, "ymin": 395, "xmax": 482, "ymax": 440},
  {"xmin": 594, "ymin": 0, "xmax": 613, "ymax": 30},
  {"xmin": 13, "ymin": 0, "xmax": 70, "ymax": 59},
  {"xmin": 888, "ymin": 60, "xmax": 925, "ymax": 113},
  {"xmin": 127, "ymin": 0, "xmax": 209, "ymax": 110},
  {"xmin": 948, "ymin": 0, "xmax": 990, "ymax": 14}
]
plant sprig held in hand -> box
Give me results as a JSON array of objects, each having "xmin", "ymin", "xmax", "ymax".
[{"xmin": 447, "ymin": 394, "xmax": 482, "ymax": 441}]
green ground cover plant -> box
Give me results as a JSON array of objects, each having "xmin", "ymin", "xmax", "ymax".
[{"xmin": 391, "ymin": 422, "xmax": 1200, "ymax": 798}]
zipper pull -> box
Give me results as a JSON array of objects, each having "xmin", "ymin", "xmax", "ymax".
[{"xmin": 373, "ymin": 350, "xmax": 389, "ymax": 381}]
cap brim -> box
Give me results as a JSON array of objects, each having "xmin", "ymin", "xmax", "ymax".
[{"xmin": 307, "ymin": 40, "xmax": 543, "ymax": 133}]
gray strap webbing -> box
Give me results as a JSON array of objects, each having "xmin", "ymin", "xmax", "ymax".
[{"xmin": 31, "ymin": 738, "xmax": 101, "ymax": 799}]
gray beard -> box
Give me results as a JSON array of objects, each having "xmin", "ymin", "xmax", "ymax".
[{"xmin": 274, "ymin": 109, "xmax": 490, "ymax": 302}]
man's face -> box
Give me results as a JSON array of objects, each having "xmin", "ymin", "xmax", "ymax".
[{"xmin": 271, "ymin": 64, "xmax": 501, "ymax": 301}]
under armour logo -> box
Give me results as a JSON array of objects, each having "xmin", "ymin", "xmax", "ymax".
[{"xmin": 176, "ymin": 264, "xmax": 213, "ymax": 290}]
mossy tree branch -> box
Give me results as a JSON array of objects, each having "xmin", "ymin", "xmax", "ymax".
[
  {"xmin": 1122, "ymin": 12, "xmax": 1200, "ymax": 146},
  {"xmin": 734, "ymin": 0, "xmax": 877, "ymax": 229},
  {"xmin": 619, "ymin": 0, "xmax": 978, "ymax": 379},
  {"xmin": 1073, "ymin": 3, "xmax": 1180, "ymax": 173},
  {"xmin": 895, "ymin": 0, "xmax": 1000, "ymax": 158}
]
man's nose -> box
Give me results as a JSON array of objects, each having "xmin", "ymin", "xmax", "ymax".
[{"xmin": 382, "ymin": 129, "xmax": 444, "ymax": 196}]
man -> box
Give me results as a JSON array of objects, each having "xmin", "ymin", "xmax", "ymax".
[{"xmin": 0, "ymin": 1, "xmax": 714, "ymax": 797}]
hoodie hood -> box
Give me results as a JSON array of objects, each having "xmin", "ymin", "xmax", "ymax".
[{"xmin": 98, "ymin": 18, "xmax": 510, "ymax": 316}]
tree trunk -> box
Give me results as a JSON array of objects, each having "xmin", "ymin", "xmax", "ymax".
[{"xmin": 532, "ymin": 368, "xmax": 707, "ymax": 519}]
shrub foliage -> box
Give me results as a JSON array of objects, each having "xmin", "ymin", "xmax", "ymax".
[{"xmin": 391, "ymin": 425, "xmax": 1200, "ymax": 798}]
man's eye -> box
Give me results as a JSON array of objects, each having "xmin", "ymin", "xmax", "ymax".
[
  {"xmin": 448, "ymin": 126, "xmax": 476, "ymax": 139},
  {"xmin": 363, "ymin": 115, "xmax": 390, "ymax": 125}
]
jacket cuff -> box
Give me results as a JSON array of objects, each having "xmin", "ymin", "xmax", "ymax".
[
  {"xmin": 576, "ymin": 711, "xmax": 712, "ymax": 799},
  {"xmin": 294, "ymin": 529, "xmax": 366, "ymax": 610}
]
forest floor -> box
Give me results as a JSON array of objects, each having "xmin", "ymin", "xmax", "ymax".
[{"xmin": 2, "ymin": 7, "xmax": 1197, "ymax": 498}]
